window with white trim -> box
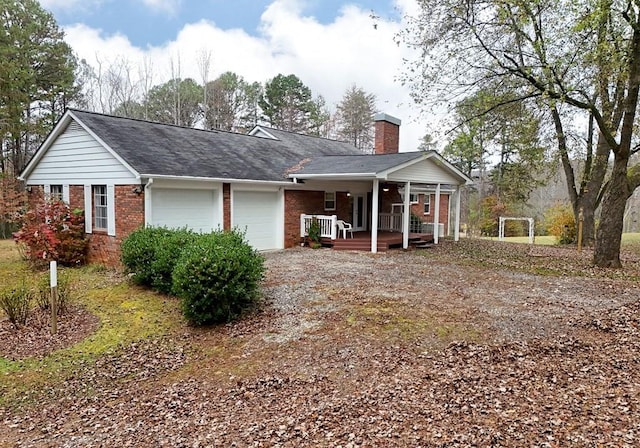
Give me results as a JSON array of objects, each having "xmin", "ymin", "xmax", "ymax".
[
  {"xmin": 423, "ymin": 194, "xmax": 431, "ymax": 215},
  {"xmin": 409, "ymin": 193, "xmax": 419, "ymax": 204},
  {"xmin": 93, "ymin": 185, "xmax": 108, "ymax": 230},
  {"xmin": 50, "ymin": 184, "xmax": 63, "ymax": 201},
  {"xmin": 324, "ymin": 191, "xmax": 336, "ymax": 210}
]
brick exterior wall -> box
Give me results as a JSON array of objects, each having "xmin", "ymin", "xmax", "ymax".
[
  {"xmin": 378, "ymin": 187, "xmax": 451, "ymax": 235},
  {"xmin": 86, "ymin": 185, "xmax": 145, "ymax": 266},
  {"xmin": 374, "ymin": 120, "xmax": 400, "ymax": 155},
  {"xmin": 69, "ymin": 185, "xmax": 84, "ymax": 210},
  {"xmin": 28, "ymin": 184, "xmax": 145, "ymax": 267},
  {"xmin": 335, "ymin": 192, "xmax": 352, "ymax": 225},
  {"xmin": 410, "ymin": 193, "xmax": 450, "ymax": 234},
  {"xmin": 283, "ymin": 190, "xmax": 352, "ymax": 247},
  {"xmin": 223, "ymin": 183, "xmax": 231, "ymax": 230}
]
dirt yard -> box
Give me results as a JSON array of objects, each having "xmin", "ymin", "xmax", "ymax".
[{"xmin": 2, "ymin": 240, "xmax": 640, "ymax": 447}]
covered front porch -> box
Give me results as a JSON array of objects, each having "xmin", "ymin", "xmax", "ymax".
[{"xmin": 289, "ymin": 151, "xmax": 473, "ymax": 253}]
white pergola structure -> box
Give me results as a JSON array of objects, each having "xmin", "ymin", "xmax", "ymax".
[{"xmin": 498, "ymin": 217, "xmax": 535, "ymax": 244}]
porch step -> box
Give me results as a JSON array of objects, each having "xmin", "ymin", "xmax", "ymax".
[
  {"xmin": 412, "ymin": 242, "xmax": 433, "ymax": 249},
  {"xmin": 332, "ymin": 239, "xmax": 389, "ymax": 251}
]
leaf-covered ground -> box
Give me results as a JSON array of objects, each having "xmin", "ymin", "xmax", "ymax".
[{"xmin": 2, "ymin": 239, "xmax": 640, "ymax": 447}]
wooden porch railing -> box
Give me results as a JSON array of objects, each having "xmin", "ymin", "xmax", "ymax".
[
  {"xmin": 378, "ymin": 213, "xmax": 403, "ymax": 232},
  {"xmin": 300, "ymin": 214, "xmax": 338, "ymax": 239},
  {"xmin": 301, "ymin": 213, "xmax": 435, "ymax": 240}
]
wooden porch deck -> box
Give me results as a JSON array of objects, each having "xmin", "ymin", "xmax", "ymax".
[{"xmin": 321, "ymin": 231, "xmax": 434, "ymax": 251}]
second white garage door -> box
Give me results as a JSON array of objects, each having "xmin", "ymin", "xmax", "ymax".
[
  {"xmin": 232, "ymin": 190, "xmax": 281, "ymax": 251},
  {"xmin": 151, "ymin": 188, "xmax": 217, "ymax": 232}
]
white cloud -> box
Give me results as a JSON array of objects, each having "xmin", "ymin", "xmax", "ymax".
[
  {"xmin": 62, "ymin": 0, "xmax": 430, "ymax": 151},
  {"xmin": 40, "ymin": 0, "xmax": 104, "ymax": 12},
  {"xmin": 140, "ymin": 0, "xmax": 182, "ymax": 15}
]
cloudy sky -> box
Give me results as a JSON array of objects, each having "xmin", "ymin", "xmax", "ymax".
[{"xmin": 40, "ymin": 0, "xmax": 433, "ymax": 152}]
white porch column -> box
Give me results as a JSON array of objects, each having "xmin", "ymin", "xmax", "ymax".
[
  {"xmin": 454, "ymin": 186, "xmax": 461, "ymax": 241},
  {"xmin": 402, "ymin": 181, "xmax": 410, "ymax": 249},
  {"xmin": 434, "ymin": 183, "xmax": 441, "ymax": 244},
  {"xmin": 371, "ymin": 179, "xmax": 379, "ymax": 253},
  {"xmin": 331, "ymin": 215, "xmax": 338, "ymax": 240}
]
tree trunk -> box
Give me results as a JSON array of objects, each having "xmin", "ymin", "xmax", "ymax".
[
  {"xmin": 593, "ymin": 19, "xmax": 640, "ymax": 267},
  {"xmin": 576, "ymin": 195, "xmax": 596, "ymax": 245},
  {"xmin": 550, "ymin": 105, "xmax": 603, "ymax": 246},
  {"xmin": 594, "ymin": 154, "xmax": 631, "ymax": 267},
  {"xmin": 578, "ymin": 133, "xmax": 610, "ymax": 246}
]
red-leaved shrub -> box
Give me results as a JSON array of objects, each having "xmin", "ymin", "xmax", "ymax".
[{"xmin": 13, "ymin": 198, "xmax": 88, "ymax": 267}]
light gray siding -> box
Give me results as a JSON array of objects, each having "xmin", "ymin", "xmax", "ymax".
[
  {"xmin": 26, "ymin": 121, "xmax": 138, "ymax": 185},
  {"xmin": 387, "ymin": 159, "xmax": 460, "ymax": 184}
]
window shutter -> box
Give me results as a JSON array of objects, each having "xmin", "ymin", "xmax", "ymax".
[
  {"xmin": 107, "ymin": 185, "xmax": 116, "ymax": 236},
  {"xmin": 62, "ymin": 185, "xmax": 70, "ymax": 204},
  {"xmin": 84, "ymin": 185, "xmax": 92, "ymax": 234}
]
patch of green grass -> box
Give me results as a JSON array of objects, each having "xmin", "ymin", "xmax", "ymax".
[
  {"xmin": 482, "ymin": 235, "xmax": 556, "ymax": 245},
  {"xmin": 485, "ymin": 233, "xmax": 640, "ymax": 247},
  {"xmin": 342, "ymin": 301, "xmax": 483, "ymax": 347},
  {"xmin": 0, "ymin": 240, "xmax": 183, "ymax": 405},
  {"xmin": 622, "ymin": 233, "xmax": 640, "ymax": 243}
]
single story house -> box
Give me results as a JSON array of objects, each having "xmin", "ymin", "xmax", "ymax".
[{"xmin": 19, "ymin": 109, "xmax": 472, "ymax": 265}]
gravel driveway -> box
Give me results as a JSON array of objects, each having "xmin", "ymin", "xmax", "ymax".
[{"xmin": 3, "ymin": 243, "xmax": 640, "ymax": 447}]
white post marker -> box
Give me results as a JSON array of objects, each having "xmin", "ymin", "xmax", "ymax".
[{"xmin": 50, "ymin": 260, "xmax": 58, "ymax": 335}]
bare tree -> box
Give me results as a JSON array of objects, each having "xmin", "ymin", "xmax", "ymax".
[
  {"xmin": 88, "ymin": 55, "xmax": 142, "ymax": 116},
  {"xmin": 336, "ymin": 85, "xmax": 377, "ymax": 152},
  {"xmin": 169, "ymin": 53, "xmax": 182, "ymax": 125},
  {"xmin": 197, "ymin": 49, "xmax": 213, "ymax": 124},
  {"xmin": 139, "ymin": 55, "xmax": 154, "ymax": 120}
]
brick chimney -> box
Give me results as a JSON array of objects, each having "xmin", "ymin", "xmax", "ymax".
[{"xmin": 374, "ymin": 113, "xmax": 401, "ymax": 155}]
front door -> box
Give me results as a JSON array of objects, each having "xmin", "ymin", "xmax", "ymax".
[{"xmin": 351, "ymin": 194, "xmax": 367, "ymax": 231}]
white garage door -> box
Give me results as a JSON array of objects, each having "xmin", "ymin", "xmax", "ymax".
[
  {"xmin": 233, "ymin": 190, "xmax": 280, "ymax": 251},
  {"xmin": 151, "ymin": 188, "xmax": 217, "ymax": 232}
]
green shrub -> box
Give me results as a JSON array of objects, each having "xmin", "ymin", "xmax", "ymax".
[
  {"xmin": 36, "ymin": 271, "xmax": 72, "ymax": 315},
  {"xmin": 150, "ymin": 229, "xmax": 198, "ymax": 294},
  {"xmin": 307, "ymin": 218, "xmax": 321, "ymax": 244},
  {"xmin": 121, "ymin": 226, "xmax": 173, "ymax": 287},
  {"xmin": 545, "ymin": 203, "xmax": 576, "ymax": 244},
  {"xmin": 121, "ymin": 227, "xmax": 198, "ymax": 294},
  {"xmin": 172, "ymin": 230, "xmax": 265, "ymax": 325},
  {"xmin": 0, "ymin": 284, "xmax": 32, "ymax": 328}
]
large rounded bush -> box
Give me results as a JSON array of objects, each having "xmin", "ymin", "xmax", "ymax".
[
  {"xmin": 172, "ymin": 230, "xmax": 265, "ymax": 325},
  {"xmin": 121, "ymin": 227, "xmax": 198, "ymax": 293},
  {"xmin": 120, "ymin": 226, "xmax": 173, "ymax": 286}
]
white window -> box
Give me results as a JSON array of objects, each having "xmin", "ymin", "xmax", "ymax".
[
  {"xmin": 50, "ymin": 184, "xmax": 63, "ymax": 201},
  {"xmin": 93, "ymin": 185, "xmax": 108, "ymax": 230},
  {"xmin": 423, "ymin": 194, "xmax": 431, "ymax": 215},
  {"xmin": 409, "ymin": 193, "xmax": 419, "ymax": 204},
  {"xmin": 324, "ymin": 191, "xmax": 336, "ymax": 211}
]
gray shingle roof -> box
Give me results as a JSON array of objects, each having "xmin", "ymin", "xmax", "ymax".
[
  {"xmin": 70, "ymin": 110, "xmax": 361, "ymax": 181},
  {"xmin": 290, "ymin": 152, "xmax": 426, "ymax": 176}
]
